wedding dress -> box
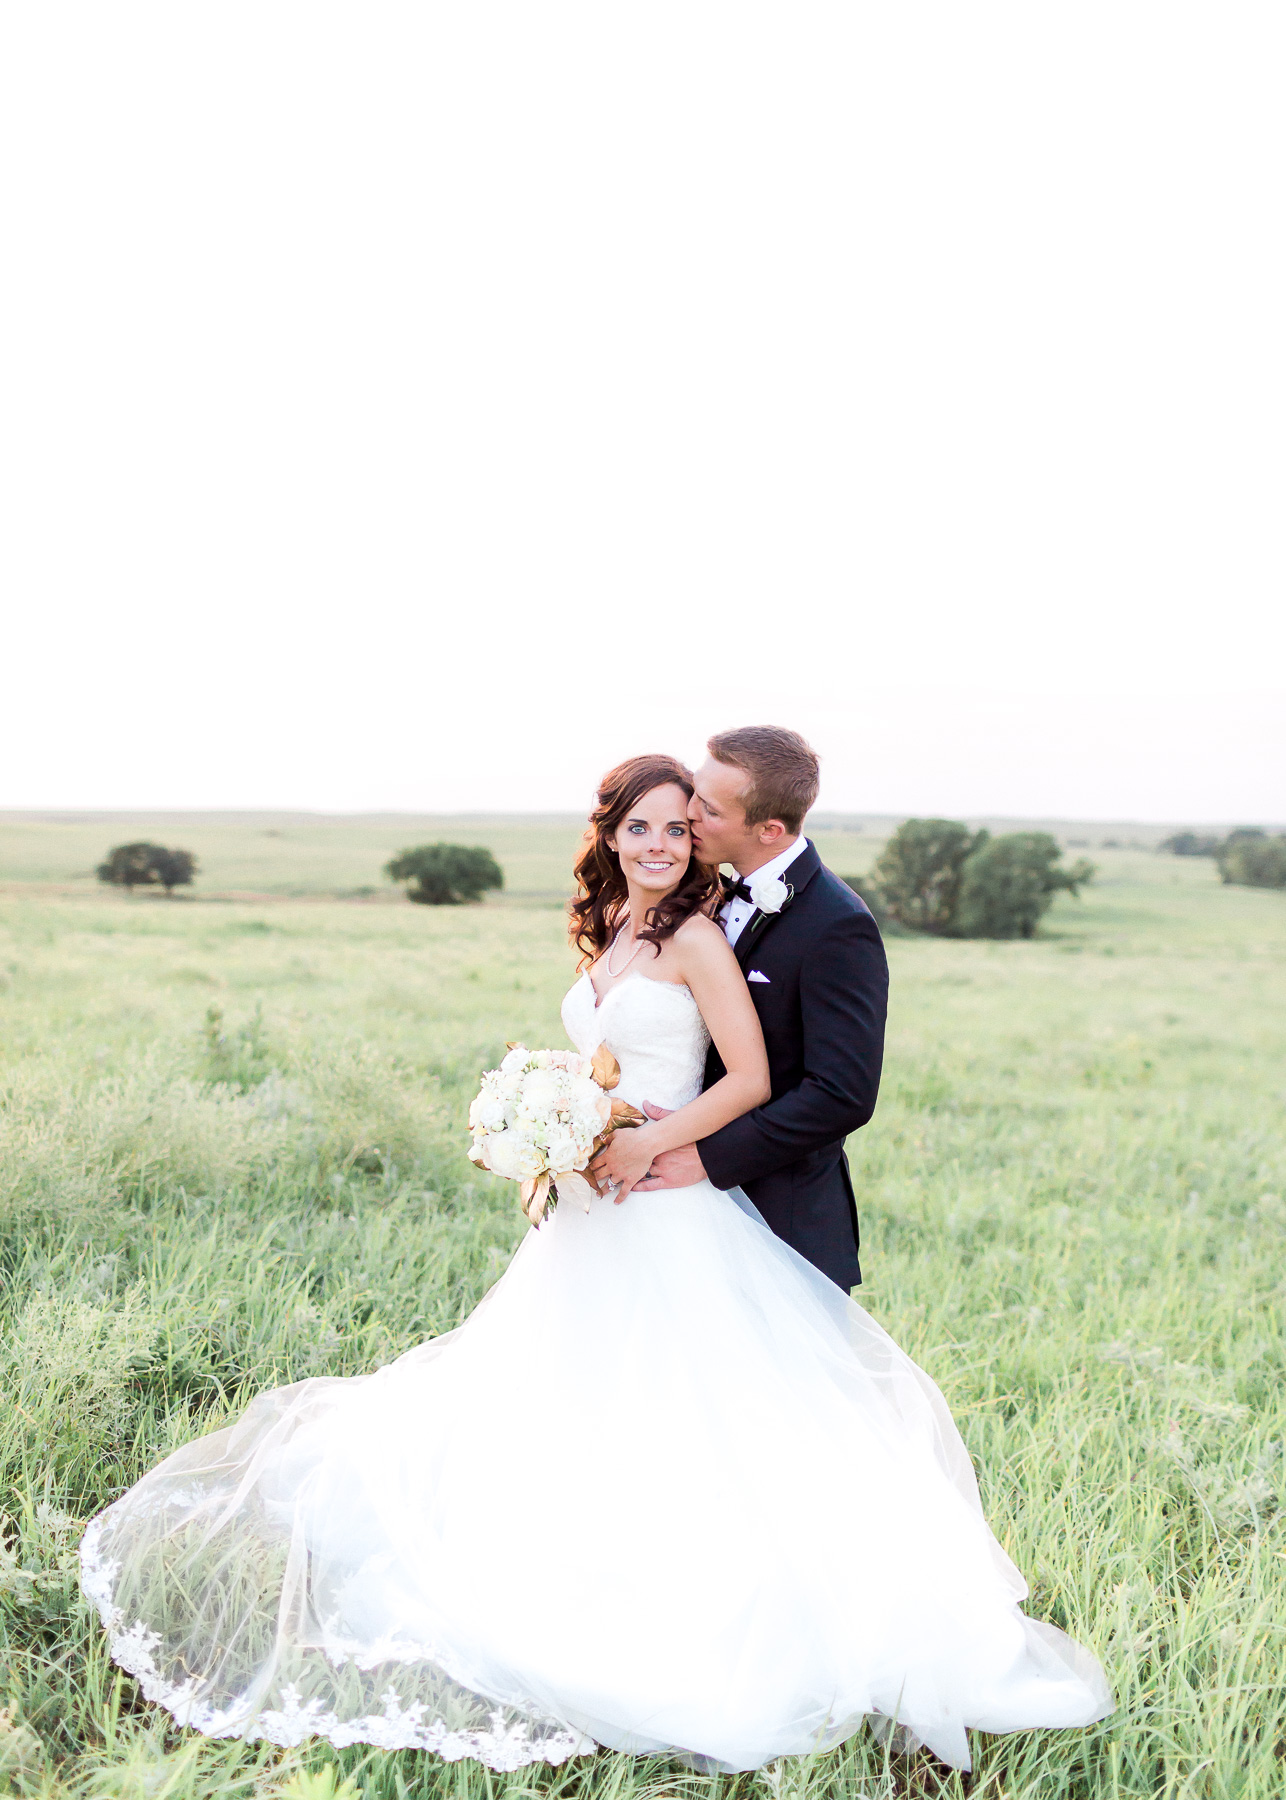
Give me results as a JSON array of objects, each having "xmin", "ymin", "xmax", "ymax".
[{"xmin": 80, "ymin": 971, "xmax": 1110, "ymax": 1773}]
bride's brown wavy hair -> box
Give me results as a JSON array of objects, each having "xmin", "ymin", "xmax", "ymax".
[{"xmin": 569, "ymin": 754, "xmax": 720, "ymax": 969}]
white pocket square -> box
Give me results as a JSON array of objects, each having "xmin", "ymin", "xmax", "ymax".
[{"xmin": 747, "ymin": 969, "xmax": 771, "ymax": 983}]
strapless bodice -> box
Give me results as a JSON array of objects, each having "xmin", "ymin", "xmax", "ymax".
[{"xmin": 560, "ymin": 972, "xmax": 710, "ymax": 1113}]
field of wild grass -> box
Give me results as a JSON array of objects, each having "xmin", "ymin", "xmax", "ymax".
[{"xmin": 2, "ymin": 821, "xmax": 1285, "ymax": 1800}]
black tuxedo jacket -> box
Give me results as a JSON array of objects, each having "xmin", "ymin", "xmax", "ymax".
[{"xmin": 698, "ymin": 843, "xmax": 888, "ymax": 1291}]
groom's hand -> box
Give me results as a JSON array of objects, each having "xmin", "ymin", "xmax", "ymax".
[
  {"xmin": 633, "ymin": 1102, "xmax": 707, "ymax": 1191},
  {"xmin": 635, "ymin": 1145, "xmax": 706, "ymax": 1189}
]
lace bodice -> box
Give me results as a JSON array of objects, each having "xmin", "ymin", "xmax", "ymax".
[{"xmin": 561, "ymin": 973, "xmax": 710, "ymax": 1113}]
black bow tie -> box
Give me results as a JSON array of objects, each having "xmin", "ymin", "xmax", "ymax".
[{"xmin": 720, "ymin": 874, "xmax": 755, "ymax": 903}]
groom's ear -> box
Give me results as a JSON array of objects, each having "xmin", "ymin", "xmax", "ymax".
[{"xmin": 756, "ymin": 818, "xmax": 790, "ymax": 847}]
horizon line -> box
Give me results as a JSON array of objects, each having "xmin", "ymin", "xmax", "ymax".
[{"xmin": 3, "ymin": 807, "xmax": 1282, "ymax": 832}]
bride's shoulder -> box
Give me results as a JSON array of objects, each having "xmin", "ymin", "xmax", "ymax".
[
  {"xmin": 672, "ymin": 911, "xmax": 736, "ymax": 967},
  {"xmin": 674, "ymin": 909, "xmax": 725, "ymax": 943}
]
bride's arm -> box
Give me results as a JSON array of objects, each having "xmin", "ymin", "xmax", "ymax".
[{"xmin": 591, "ymin": 916, "xmax": 769, "ymax": 1199}]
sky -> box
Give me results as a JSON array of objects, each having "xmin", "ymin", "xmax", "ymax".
[{"xmin": 2, "ymin": 4, "xmax": 1283, "ymax": 824}]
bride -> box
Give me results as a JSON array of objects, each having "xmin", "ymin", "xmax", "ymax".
[{"xmin": 80, "ymin": 753, "xmax": 1110, "ymax": 1774}]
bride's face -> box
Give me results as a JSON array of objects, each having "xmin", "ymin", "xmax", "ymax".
[{"xmin": 607, "ymin": 783, "xmax": 693, "ymax": 899}]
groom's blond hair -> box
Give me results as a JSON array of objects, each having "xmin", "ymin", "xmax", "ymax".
[{"xmin": 707, "ymin": 726, "xmax": 820, "ymax": 834}]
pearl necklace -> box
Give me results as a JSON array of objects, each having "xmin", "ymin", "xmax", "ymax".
[{"xmin": 605, "ymin": 918, "xmax": 647, "ymax": 979}]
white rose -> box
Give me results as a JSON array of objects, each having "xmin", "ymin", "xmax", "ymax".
[
  {"xmin": 476, "ymin": 1096, "xmax": 509, "ymax": 1133},
  {"xmin": 500, "ymin": 1046, "xmax": 531, "ymax": 1075},
  {"xmin": 749, "ymin": 875, "xmax": 790, "ymax": 914},
  {"xmin": 484, "ymin": 1130, "xmax": 546, "ymax": 1181},
  {"xmin": 545, "ymin": 1128, "xmax": 581, "ymax": 1174}
]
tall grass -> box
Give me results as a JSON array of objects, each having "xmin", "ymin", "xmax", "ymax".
[{"xmin": 0, "ymin": 846, "xmax": 1283, "ymax": 1798}]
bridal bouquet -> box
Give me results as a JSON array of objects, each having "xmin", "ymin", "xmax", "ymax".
[{"xmin": 468, "ymin": 1043, "xmax": 645, "ymax": 1226}]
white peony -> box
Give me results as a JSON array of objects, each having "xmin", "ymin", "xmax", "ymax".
[
  {"xmin": 545, "ymin": 1128, "xmax": 582, "ymax": 1174},
  {"xmin": 484, "ymin": 1130, "xmax": 546, "ymax": 1181},
  {"xmin": 520, "ymin": 1069, "xmax": 563, "ymax": 1113}
]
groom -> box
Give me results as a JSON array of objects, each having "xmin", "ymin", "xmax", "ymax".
[{"xmin": 635, "ymin": 725, "xmax": 888, "ymax": 1291}]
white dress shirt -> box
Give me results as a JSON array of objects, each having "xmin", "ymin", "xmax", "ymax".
[{"xmin": 720, "ymin": 836, "xmax": 810, "ymax": 947}]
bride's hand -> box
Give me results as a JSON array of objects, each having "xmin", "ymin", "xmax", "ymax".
[{"xmin": 590, "ymin": 1124, "xmax": 657, "ymax": 1203}]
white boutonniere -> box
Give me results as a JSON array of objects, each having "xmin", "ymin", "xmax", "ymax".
[{"xmin": 749, "ymin": 875, "xmax": 791, "ymax": 914}]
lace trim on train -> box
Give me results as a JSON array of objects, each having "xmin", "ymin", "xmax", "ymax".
[{"xmin": 79, "ymin": 1520, "xmax": 593, "ymax": 1770}]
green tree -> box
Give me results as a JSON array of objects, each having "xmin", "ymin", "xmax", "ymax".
[
  {"xmin": 1216, "ymin": 829, "xmax": 1286, "ymax": 889},
  {"xmin": 384, "ymin": 843, "xmax": 504, "ymax": 905},
  {"xmin": 1158, "ymin": 832, "xmax": 1221, "ymax": 857},
  {"xmin": 871, "ymin": 819, "xmax": 985, "ymax": 933},
  {"xmin": 96, "ymin": 842, "xmax": 198, "ymax": 894},
  {"xmin": 152, "ymin": 847, "xmax": 198, "ymax": 892},
  {"xmin": 952, "ymin": 832, "xmax": 1095, "ymax": 939}
]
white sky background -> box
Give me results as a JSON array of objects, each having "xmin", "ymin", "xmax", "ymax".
[{"xmin": 1, "ymin": 4, "xmax": 1283, "ymax": 824}]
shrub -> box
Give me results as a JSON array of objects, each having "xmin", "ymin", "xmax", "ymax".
[
  {"xmin": 953, "ymin": 832, "xmax": 1096, "ymax": 939},
  {"xmin": 1159, "ymin": 832, "xmax": 1222, "ymax": 858},
  {"xmin": 96, "ymin": 842, "xmax": 198, "ymax": 894},
  {"xmin": 152, "ymin": 846, "xmax": 198, "ymax": 891},
  {"xmin": 1216, "ymin": 829, "xmax": 1286, "ymax": 889},
  {"xmin": 384, "ymin": 843, "xmax": 504, "ymax": 905},
  {"xmin": 871, "ymin": 819, "xmax": 985, "ymax": 933}
]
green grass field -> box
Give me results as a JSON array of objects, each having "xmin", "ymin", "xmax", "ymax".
[
  {"xmin": 0, "ymin": 812, "xmax": 1169, "ymax": 905},
  {"xmin": 1, "ymin": 819, "xmax": 1284, "ymax": 1799},
  {"xmin": 0, "ymin": 813, "xmax": 896, "ymax": 906}
]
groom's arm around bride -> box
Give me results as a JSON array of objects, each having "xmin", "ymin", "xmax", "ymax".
[{"xmin": 636, "ymin": 727, "xmax": 888, "ymax": 1293}]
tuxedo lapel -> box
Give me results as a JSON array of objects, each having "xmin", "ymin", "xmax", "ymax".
[
  {"xmin": 734, "ymin": 898, "xmax": 795, "ymax": 967},
  {"xmin": 733, "ymin": 906, "xmax": 770, "ymax": 967}
]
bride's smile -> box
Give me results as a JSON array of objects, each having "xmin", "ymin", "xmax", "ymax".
[{"xmin": 606, "ymin": 786, "xmax": 696, "ymax": 896}]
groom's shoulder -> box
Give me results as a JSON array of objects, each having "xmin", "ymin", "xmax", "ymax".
[{"xmin": 801, "ymin": 855, "xmax": 878, "ymax": 924}]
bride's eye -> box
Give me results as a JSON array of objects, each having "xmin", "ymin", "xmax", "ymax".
[{"xmin": 668, "ymin": 825, "xmax": 687, "ymax": 837}]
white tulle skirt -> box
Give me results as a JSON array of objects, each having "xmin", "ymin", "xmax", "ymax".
[{"xmin": 80, "ymin": 1181, "xmax": 1110, "ymax": 1772}]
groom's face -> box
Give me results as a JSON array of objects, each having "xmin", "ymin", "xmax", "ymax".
[{"xmin": 688, "ymin": 757, "xmax": 760, "ymax": 870}]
